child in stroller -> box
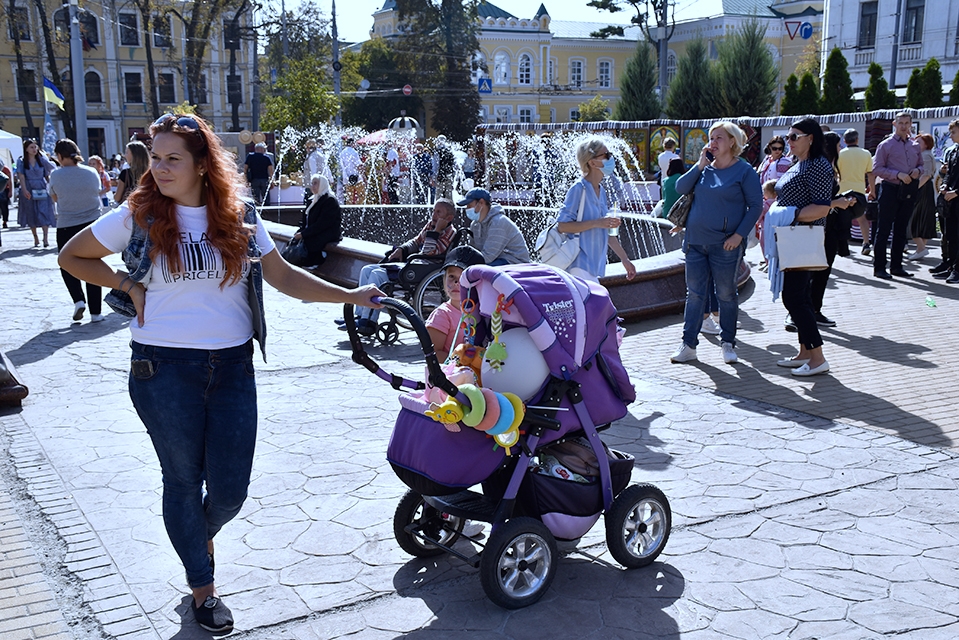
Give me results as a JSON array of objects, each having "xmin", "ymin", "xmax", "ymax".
[
  {"xmin": 345, "ymin": 263, "xmax": 671, "ymax": 609},
  {"xmin": 425, "ymin": 245, "xmax": 485, "ymax": 355}
]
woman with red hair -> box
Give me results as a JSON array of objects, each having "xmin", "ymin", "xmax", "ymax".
[
  {"xmin": 58, "ymin": 114, "xmax": 382, "ymax": 633},
  {"xmin": 908, "ymin": 132, "xmax": 938, "ymax": 261}
]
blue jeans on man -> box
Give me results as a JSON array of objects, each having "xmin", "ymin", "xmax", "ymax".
[
  {"xmin": 128, "ymin": 340, "xmax": 257, "ymax": 589},
  {"xmin": 682, "ymin": 242, "xmax": 743, "ymax": 348}
]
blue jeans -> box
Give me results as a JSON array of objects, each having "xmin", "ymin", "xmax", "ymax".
[
  {"xmin": 356, "ymin": 263, "xmax": 394, "ymax": 323},
  {"xmin": 128, "ymin": 340, "xmax": 257, "ymax": 589},
  {"xmin": 682, "ymin": 242, "xmax": 743, "ymax": 348}
]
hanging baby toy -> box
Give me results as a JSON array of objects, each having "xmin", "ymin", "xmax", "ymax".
[{"xmin": 484, "ymin": 294, "xmax": 513, "ymax": 371}]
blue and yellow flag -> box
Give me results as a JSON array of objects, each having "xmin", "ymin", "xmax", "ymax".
[{"xmin": 43, "ymin": 77, "xmax": 65, "ymax": 110}]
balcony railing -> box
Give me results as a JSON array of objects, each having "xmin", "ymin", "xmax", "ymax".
[
  {"xmin": 899, "ymin": 45, "xmax": 922, "ymax": 62},
  {"xmin": 854, "ymin": 49, "xmax": 875, "ymax": 66}
]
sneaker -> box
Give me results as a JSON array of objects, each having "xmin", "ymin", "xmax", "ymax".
[
  {"xmin": 861, "ymin": 243, "xmax": 872, "ymax": 256},
  {"xmin": 333, "ymin": 316, "xmax": 359, "ymax": 326},
  {"xmin": 907, "ymin": 248, "xmax": 929, "ymax": 261},
  {"xmin": 669, "ymin": 343, "xmax": 697, "ymax": 363},
  {"xmin": 90, "ymin": 314, "xmax": 105, "ymax": 323},
  {"xmin": 947, "ymin": 270, "xmax": 959, "ymax": 284},
  {"xmin": 700, "ymin": 316, "xmax": 720, "ymax": 335},
  {"xmin": 930, "ymin": 262, "xmax": 951, "ymax": 274},
  {"xmin": 784, "ymin": 314, "xmax": 798, "ymax": 333},
  {"xmin": 721, "ymin": 342, "xmax": 738, "ymax": 364},
  {"xmin": 191, "ymin": 595, "xmax": 233, "ymax": 633},
  {"xmin": 73, "ymin": 301, "xmax": 86, "ymax": 321},
  {"xmin": 815, "ymin": 312, "xmax": 836, "ymax": 327}
]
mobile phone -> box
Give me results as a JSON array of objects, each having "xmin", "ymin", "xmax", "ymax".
[{"xmin": 705, "ymin": 150, "xmax": 715, "ymax": 161}]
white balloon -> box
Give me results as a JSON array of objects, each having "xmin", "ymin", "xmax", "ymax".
[{"xmin": 481, "ymin": 328, "xmax": 551, "ymax": 402}]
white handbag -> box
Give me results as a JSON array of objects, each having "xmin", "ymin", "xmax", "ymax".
[
  {"xmin": 535, "ymin": 188, "xmax": 587, "ymax": 270},
  {"xmin": 774, "ymin": 224, "xmax": 828, "ymax": 271}
]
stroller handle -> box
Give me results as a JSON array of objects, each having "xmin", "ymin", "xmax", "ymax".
[{"xmin": 343, "ymin": 298, "xmax": 461, "ymax": 399}]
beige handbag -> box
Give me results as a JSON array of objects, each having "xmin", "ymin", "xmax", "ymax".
[{"xmin": 774, "ymin": 224, "xmax": 828, "ymax": 271}]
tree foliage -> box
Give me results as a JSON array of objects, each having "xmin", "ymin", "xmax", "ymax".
[
  {"xmin": 794, "ymin": 32, "xmax": 822, "ymax": 79},
  {"xmin": 341, "ymin": 38, "xmax": 423, "ymax": 131},
  {"xmin": 780, "ymin": 74, "xmax": 801, "ymax": 116},
  {"xmin": 797, "ymin": 72, "xmax": 821, "ymax": 115},
  {"xmin": 395, "ymin": 0, "xmax": 483, "ymax": 141},
  {"xmin": 820, "ymin": 47, "xmax": 855, "ymax": 114},
  {"xmin": 579, "ymin": 95, "xmax": 611, "ymax": 121},
  {"xmin": 906, "ymin": 58, "xmax": 944, "ymax": 108},
  {"xmin": 714, "ymin": 18, "xmax": 779, "ymax": 117},
  {"xmin": 864, "ymin": 62, "xmax": 897, "ymax": 111},
  {"xmin": 666, "ymin": 38, "xmax": 718, "ymax": 119},
  {"xmin": 615, "ymin": 41, "xmax": 661, "ymax": 120},
  {"xmin": 261, "ymin": 58, "xmax": 339, "ymax": 132},
  {"xmin": 950, "ymin": 68, "xmax": 959, "ymax": 106},
  {"xmin": 170, "ymin": 0, "xmax": 245, "ymax": 113},
  {"xmin": 261, "ymin": 0, "xmax": 331, "ymax": 79},
  {"xmin": 905, "ymin": 68, "xmax": 925, "ymax": 109}
]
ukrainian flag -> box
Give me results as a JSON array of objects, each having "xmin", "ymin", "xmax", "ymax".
[{"xmin": 43, "ymin": 77, "xmax": 65, "ymax": 110}]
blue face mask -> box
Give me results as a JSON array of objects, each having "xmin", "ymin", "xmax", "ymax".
[
  {"xmin": 601, "ymin": 157, "xmax": 616, "ymax": 176},
  {"xmin": 465, "ymin": 207, "xmax": 480, "ymax": 221}
]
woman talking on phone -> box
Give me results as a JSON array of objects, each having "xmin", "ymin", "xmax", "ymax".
[
  {"xmin": 670, "ymin": 121, "xmax": 763, "ymax": 366},
  {"xmin": 58, "ymin": 113, "xmax": 383, "ymax": 633}
]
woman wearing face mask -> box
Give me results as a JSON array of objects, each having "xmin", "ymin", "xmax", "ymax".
[
  {"xmin": 670, "ymin": 121, "xmax": 763, "ymax": 366},
  {"xmin": 556, "ymin": 138, "xmax": 636, "ymax": 282}
]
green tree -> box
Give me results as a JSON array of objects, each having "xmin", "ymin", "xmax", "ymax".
[
  {"xmin": 395, "ymin": 0, "xmax": 483, "ymax": 141},
  {"xmin": 920, "ymin": 58, "xmax": 944, "ymax": 108},
  {"xmin": 796, "ymin": 72, "xmax": 821, "ymax": 115},
  {"xmin": 261, "ymin": 57, "xmax": 338, "ymax": 132},
  {"xmin": 950, "ymin": 68, "xmax": 959, "ymax": 105},
  {"xmin": 579, "ymin": 95, "xmax": 611, "ymax": 121},
  {"xmin": 780, "ymin": 73, "xmax": 801, "ymax": 116},
  {"xmin": 261, "ymin": 0, "xmax": 331, "ymax": 77},
  {"xmin": 905, "ymin": 68, "xmax": 924, "ymax": 108},
  {"xmin": 615, "ymin": 41, "xmax": 660, "ymax": 120},
  {"xmin": 341, "ymin": 38, "xmax": 423, "ymax": 131},
  {"xmin": 666, "ymin": 38, "xmax": 718, "ymax": 119},
  {"xmin": 819, "ymin": 47, "xmax": 855, "ymax": 114},
  {"xmin": 864, "ymin": 62, "xmax": 897, "ymax": 111},
  {"xmin": 714, "ymin": 18, "xmax": 779, "ymax": 117}
]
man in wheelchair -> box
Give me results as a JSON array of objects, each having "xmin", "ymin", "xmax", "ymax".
[{"xmin": 336, "ymin": 198, "xmax": 458, "ymax": 336}]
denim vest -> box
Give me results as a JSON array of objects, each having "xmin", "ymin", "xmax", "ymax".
[{"xmin": 107, "ymin": 201, "xmax": 268, "ymax": 361}]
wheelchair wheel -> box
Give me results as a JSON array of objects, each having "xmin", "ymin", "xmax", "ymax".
[
  {"xmin": 413, "ymin": 269, "xmax": 448, "ymax": 321},
  {"xmin": 605, "ymin": 484, "xmax": 671, "ymax": 569},
  {"xmin": 480, "ymin": 517, "xmax": 557, "ymax": 609},
  {"xmin": 376, "ymin": 322, "xmax": 400, "ymax": 345},
  {"xmin": 393, "ymin": 490, "xmax": 464, "ymax": 558}
]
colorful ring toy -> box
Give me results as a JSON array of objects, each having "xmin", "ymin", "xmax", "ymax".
[
  {"xmin": 502, "ymin": 392, "xmax": 525, "ymax": 431},
  {"xmin": 485, "ymin": 392, "xmax": 515, "ymax": 436},
  {"xmin": 474, "ymin": 388, "xmax": 502, "ymax": 432},
  {"xmin": 459, "ymin": 384, "xmax": 486, "ymax": 427}
]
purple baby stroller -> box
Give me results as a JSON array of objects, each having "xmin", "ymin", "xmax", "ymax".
[{"xmin": 345, "ymin": 263, "xmax": 671, "ymax": 609}]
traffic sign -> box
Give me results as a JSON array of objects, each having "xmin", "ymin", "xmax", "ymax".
[
  {"xmin": 799, "ymin": 22, "xmax": 813, "ymax": 39},
  {"xmin": 402, "ymin": 84, "xmax": 412, "ymax": 96},
  {"xmin": 478, "ymin": 78, "xmax": 492, "ymax": 94}
]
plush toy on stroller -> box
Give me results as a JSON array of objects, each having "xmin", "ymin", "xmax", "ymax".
[{"xmin": 345, "ymin": 263, "xmax": 671, "ymax": 609}]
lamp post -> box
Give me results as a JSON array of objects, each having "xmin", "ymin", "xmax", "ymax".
[{"xmin": 69, "ymin": 0, "xmax": 88, "ymax": 154}]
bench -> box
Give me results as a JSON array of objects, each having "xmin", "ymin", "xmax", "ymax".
[{"xmin": 263, "ymin": 221, "xmax": 388, "ymax": 287}]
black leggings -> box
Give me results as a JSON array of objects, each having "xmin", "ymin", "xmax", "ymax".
[
  {"xmin": 782, "ymin": 271, "xmax": 822, "ymax": 350},
  {"xmin": 57, "ymin": 221, "xmax": 102, "ymax": 315}
]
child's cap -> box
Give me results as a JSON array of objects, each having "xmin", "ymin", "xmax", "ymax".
[{"xmin": 444, "ymin": 245, "xmax": 485, "ymax": 271}]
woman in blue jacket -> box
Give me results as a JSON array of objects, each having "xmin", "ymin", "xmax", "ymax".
[{"xmin": 670, "ymin": 121, "xmax": 762, "ymax": 365}]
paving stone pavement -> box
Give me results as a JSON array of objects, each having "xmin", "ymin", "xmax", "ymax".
[{"xmin": 2, "ymin": 221, "xmax": 959, "ymax": 639}]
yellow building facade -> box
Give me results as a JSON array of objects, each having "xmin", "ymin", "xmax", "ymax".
[
  {"xmin": 0, "ymin": 1, "xmax": 256, "ymax": 158},
  {"xmin": 370, "ymin": 0, "xmax": 823, "ymax": 130}
]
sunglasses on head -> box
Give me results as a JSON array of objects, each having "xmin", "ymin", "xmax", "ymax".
[
  {"xmin": 786, "ymin": 132, "xmax": 810, "ymax": 142},
  {"xmin": 153, "ymin": 113, "xmax": 201, "ymax": 131},
  {"xmin": 594, "ymin": 151, "xmax": 613, "ymax": 160}
]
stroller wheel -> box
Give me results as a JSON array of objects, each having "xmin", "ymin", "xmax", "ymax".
[
  {"xmin": 605, "ymin": 484, "xmax": 671, "ymax": 569},
  {"xmin": 480, "ymin": 517, "xmax": 557, "ymax": 609},
  {"xmin": 376, "ymin": 322, "xmax": 400, "ymax": 345},
  {"xmin": 393, "ymin": 490, "xmax": 464, "ymax": 558}
]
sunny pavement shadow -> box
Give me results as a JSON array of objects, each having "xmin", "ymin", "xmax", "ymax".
[{"xmin": 4, "ymin": 315, "xmax": 130, "ymax": 368}]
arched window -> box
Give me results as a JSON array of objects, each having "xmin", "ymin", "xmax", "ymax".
[
  {"xmin": 518, "ymin": 54, "xmax": 532, "ymax": 85},
  {"xmin": 85, "ymin": 71, "xmax": 102, "ymax": 103},
  {"xmin": 494, "ymin": 52, "xmax": 510, "ymax": 85},
  {"xmin": 666, "ymin": 52, "xmax": 677, "ymax": 84},
  {"xmin": 472, "ymin": 52, "xmax": 487, "ymax": 84}
]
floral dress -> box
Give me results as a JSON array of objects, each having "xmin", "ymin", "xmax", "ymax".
[{"xmin": 17, "ymin": 154, "xmax": 56, "ymax": 227}]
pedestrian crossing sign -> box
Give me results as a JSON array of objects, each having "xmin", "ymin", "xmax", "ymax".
[{"xmin": 478, "ymin": 78, "xmax": 492, "ymax": 94}]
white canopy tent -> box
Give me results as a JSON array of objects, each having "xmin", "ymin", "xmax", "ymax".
[{"xmin": 0, "ymin": 129, "xmax": 21, "ymax": 167}]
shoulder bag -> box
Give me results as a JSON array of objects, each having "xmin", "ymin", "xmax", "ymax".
[
  {"xmin": 774, "ymin": 223, "xmax": 828, "ymax": 271},
  {"xmin": 535, "ymin": 187, "xmax": 587, "ymax": 270},
  {"xmin": 281, "ymin": 236, "xmax": 309, "ymax": 266},
  {"xmin": 667, "ymin": 193, "xmax": 693, "ymax": 228}
]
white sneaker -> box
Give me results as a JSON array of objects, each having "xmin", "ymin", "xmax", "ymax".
[
  {"xmin": 90, "ymin": 314, "xmax": 105, "ymax": 323},
  {"xmin": 907, "ymin": 248, "xmax": 929, "ymax": 261},
  {"xmin": 73, "ymin": 301, "xmax": 86, "ymax": 321},
  {"xmin": 670, "ymin": 343, "xmax": 697, "ymax": 363},
  {"xmin": 722, "ymin": 342, "xmax": 738, "ymax": 364},
  {"xmin": 700, "ymin": 316, "xmax": 720, "ymax": 335}
]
